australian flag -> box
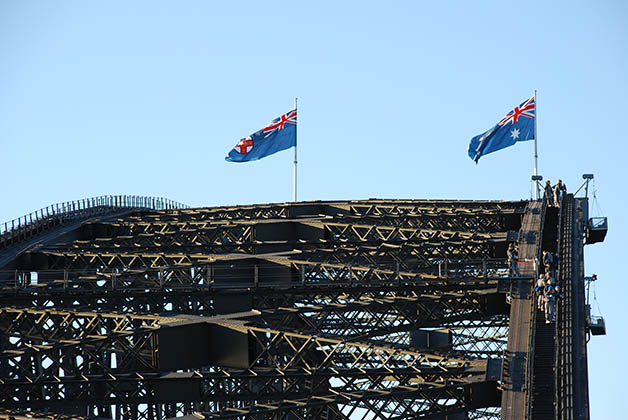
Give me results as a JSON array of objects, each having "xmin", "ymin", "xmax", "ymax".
[
  {"xmin": 468, "ymin": 96, "xmax": 535, "ymax": 163},
  {"xmin": 226, "ymin": 110, "xmax": 297, "ymax": 163}
]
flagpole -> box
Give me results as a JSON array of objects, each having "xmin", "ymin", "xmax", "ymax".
[
  {"xmin": 294, "ymin": 97, "xmax": 298, "ymax": 202},
  {"xmin": 533, "ymin": 90, "xmax": 539, "ymax": 200}
]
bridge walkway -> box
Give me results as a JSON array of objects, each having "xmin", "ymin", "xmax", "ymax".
[{"xmin": 501, "ymin": 200, "xmax": 543, "ymax": 420}]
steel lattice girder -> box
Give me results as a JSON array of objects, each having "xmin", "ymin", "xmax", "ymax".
[
  {"xmin": 0, "ymin": 307, "xmax": 499, "ymax": 412},
  {"xmin": 13, "ymin": 402, "xmax": 500, "ymax": 420},
  {"xmin": 31, "ymin": 235, "xmax": 504, "ymax": 271},
  {"xmin": 6, "ymin": 402, "xmax": 501, "ymax": 420},
  {"xmin": 102, "ymin": 212, "xmax": 518, "ymax": 237},
  {"xmin": 0, "ymin": 409, "xmax": 94, "ymax": 420},
  {"xmin": 1, "ymin": 281, "xmax": 510, "ymax": 358},
  {"xmin": 174, "ymin": 382, "xmax": 485, "ymax": 419},
  {"xmin": 0, "ymin": 199, "xmax": 526, "ymax": 420},
  {"xmin": 0, "ymin": 302, "xmax": 508, "ymax": 359},
  {"xmin": 0, "ymin": 308, "xmax": 489, "ymax": 372},
  {"xmin": 0, "ymin": 378, "xmax": 488, "ymax": 419},
  {"xmin": 19, "ymin": 208, "xmax": 517, "ymax": 270},
  {"xmin": 3, "ymin": 257, "xmax": 512, "ymax": 292},
  {"xmin": 1, "ymin": 279, "xmax": 509, "ymax": 354},
  {"xmin": 0, "ymin": 365, "xmax": 491, "ymax": 406},
  {"xmin": 53, "ymin": 220, "xmax": 513, "ymax": 253},
  {"xmin": 343, "ymin": 200, "xmax": 526, "ymax": 214},
  {"xmin": 0, "ymin": 370, "xmax": 498, "ymax": 420},
  {"xmin": 119, "ymin": 200, "xmax": 526, "ymax": 224},
  {"xmin": 321, "ymin": 213, "xmax": 515, "ymax": 231},
  {"xmin": 0, "ymin": 271, "xmax": 511, "ymax": 308}
]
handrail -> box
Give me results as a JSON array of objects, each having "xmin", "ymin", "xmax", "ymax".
[
  {"xmin": 524, "ymin": 196, "xmax": 546, "ymax": 420},
  {"xmin": 556, "ymin": 194, "xmax": 575, "ymax": 420},
  {"xmin": 0, "ymin": 195, "xmax": 189, "ymax": 249}
]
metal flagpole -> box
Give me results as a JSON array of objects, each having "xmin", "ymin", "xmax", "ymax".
[
  {"xmin": 533, "ymin": 90, "xmax": 539, "ymax": 200},
  {"xmin": 294, "ymin": 97, "xmax": 298, "ymax": 202}
]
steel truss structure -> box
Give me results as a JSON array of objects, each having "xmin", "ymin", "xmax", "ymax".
[{"xmin": 0, "ymin": 199, "xmax": 593, "ymax": 420}]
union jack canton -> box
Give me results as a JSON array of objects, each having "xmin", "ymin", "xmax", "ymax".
[{"xmin": 468, "ymin": 96, "xmax": 535, "ymax": 163}]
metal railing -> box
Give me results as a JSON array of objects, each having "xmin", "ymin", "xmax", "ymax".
[
  {"xmin": 556, "ymin": 195, "xmax": 576, "ymax": 420},
  {"xmin": 524, "ymin": 196, "xmax": 546, "ymax": 420},
  {"xmin": 0, "ymin": 195, "xmax": 188, "ymax": 249}
]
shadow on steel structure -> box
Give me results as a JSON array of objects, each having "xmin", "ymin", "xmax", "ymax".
[{"xmin": 0, "ymin": 198, "xmax": 595, "ymax": 420}]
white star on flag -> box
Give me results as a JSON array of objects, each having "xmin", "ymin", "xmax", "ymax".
[{"xmin": 510, "ymin": 128, "xmax": 520, "ymax": 139}]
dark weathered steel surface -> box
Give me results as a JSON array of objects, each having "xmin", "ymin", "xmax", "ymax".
[
  {"xmin": 499, "ymin": 201, "xmax": 543, "ymax": 420},
  {"xmin": 555, "ymin": 196, "xmax": 591, "ymax": 420},
  {"xmin": 0, "ymin": 198, "xmax": 591, "ymax": 420}
]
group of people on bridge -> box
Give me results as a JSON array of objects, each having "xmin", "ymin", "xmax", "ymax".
[
  {"xmin": 544, "ymin": 179, "xmax": 567, "ymax": 207},
  {"xmin": 507, "ymin": 243, "xmax": 561, "ymax": 324},
  {"xmin": 536, "ymin": 249, "xmax": 560, "ymax": 323}
]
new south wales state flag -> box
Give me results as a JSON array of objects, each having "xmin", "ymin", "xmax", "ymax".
[
  {"xmin": 468, "ymin": 96, "xmax": 535, "ymax": 163},
  {"xmin": 226, "ymin": 110, "xmax": 297, "ymax": 163}
]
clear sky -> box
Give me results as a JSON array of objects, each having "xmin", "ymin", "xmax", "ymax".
[{"xmin": 1, "ymin": 1, "xmax": 626, "ymax": 418}]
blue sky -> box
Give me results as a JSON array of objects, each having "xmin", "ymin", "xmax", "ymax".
[{"xmin": 1, "ymin": 1, "xmax": 626, "ymax": 418}]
